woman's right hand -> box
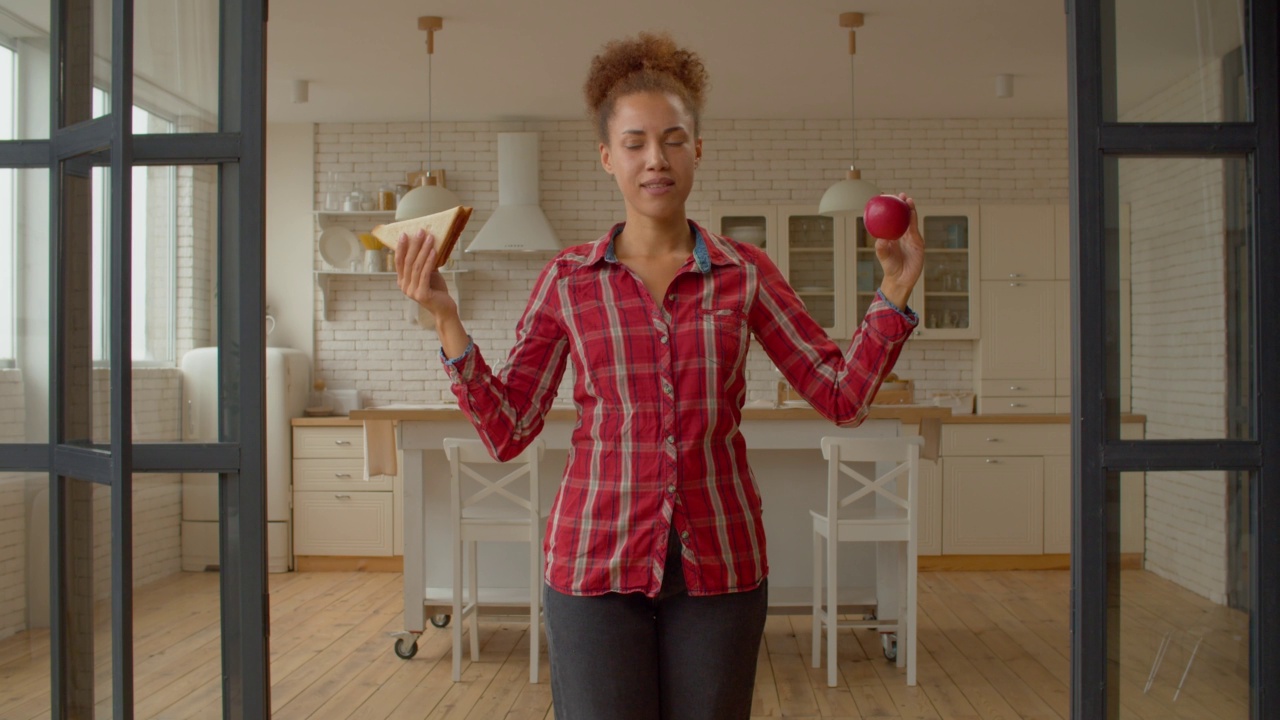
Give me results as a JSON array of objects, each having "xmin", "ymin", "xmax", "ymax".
[{"xmin": 395, "ymin": 229, "xmax": 457, "ymax": 319}]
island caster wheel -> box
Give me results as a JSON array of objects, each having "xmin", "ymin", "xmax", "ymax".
[
  {"xmin": 394, "ymin": 637, "xmax": 419, "ymax": 660},
  {"xmin": 881, "ymin": 632, "xmax": 898, "ymax": 662},
  {"xmin": 430, "ymin": 614, "xmax": 451, "ymax": 628}
]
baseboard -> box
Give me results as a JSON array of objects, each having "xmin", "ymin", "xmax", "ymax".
[
  {"xmin": 919, "ymin": 553, "xmax": 1142, "ymax": 571},
  {"xmin": 295, "ymin": 555, "xmax": 403, "ymax": 572}
]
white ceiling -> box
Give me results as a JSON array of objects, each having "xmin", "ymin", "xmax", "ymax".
[
  {"xmin": 265, "ymin": 0, "xmax": 1073, "ymax": 123},
  {"xmin": 1, "ymin": 0, "xmax": 1246, "ymax": 125}
]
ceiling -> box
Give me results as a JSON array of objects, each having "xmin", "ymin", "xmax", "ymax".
[
  {"xmin": 265, "ymin": 0, "xmax": 1073, "ymax": 123},
  {"xmin": 0, "ymin": 0, "xmax": 1246, "ymax": 125}
]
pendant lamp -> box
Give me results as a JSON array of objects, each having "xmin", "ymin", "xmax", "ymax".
[
  {"xmin": 818, "ymin": 12, "xmax": 882, "ymax": 217},
  {"xmin": 396, "ymin": 16, "xmax": 462, "ymax": 221}
]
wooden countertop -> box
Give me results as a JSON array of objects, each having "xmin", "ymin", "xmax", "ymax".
[
  {"xmin": 346, "ymin": 404, "xmax": 955, "ymax": 425},
  {"xmin": 301, "ymin": 407, "xmax": 1145, "ymax": 428}
]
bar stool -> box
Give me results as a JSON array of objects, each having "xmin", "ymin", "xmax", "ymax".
[
  {"xmin": 444, "ymin": 437, "xmax": 546, "ymax": 683},
  {"xmin": 811, "ymin": 435, "xmax": 921, "ymax": 687}
]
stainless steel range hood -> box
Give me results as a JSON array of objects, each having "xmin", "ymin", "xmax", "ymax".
[{"xmin": 465, "ymin": 132, "xmax": 562, "ymax": 254}]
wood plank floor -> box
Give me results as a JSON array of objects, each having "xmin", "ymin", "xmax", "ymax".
[{"xmin": 0, "ymin": 569, "xmax": 1248, "ymax": 719}]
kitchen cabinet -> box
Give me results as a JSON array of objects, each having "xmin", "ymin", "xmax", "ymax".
[
  {"xmin": 777, "ymin": 205, "xmax": 853, "ymax": 335},
  {"xmin": 712, "ymin": 203, "xmax": 979, "ymax": 339},
  {"xmin": 902, "ymin": 423, "xmax": 942, "ymax": 556},
  {"xmin": 710, "ymin": 204, "xmax": 853, "ymax": 336},
  {"xmin": 908, "ymin": 205, "xmax": 981, "ymax": 340},
  {"xmin": 941, "ymin": 423, "xmax": 1058, "ymax": 554},
  {"xmin": 292, "ymin": 423, "xmax": 399, "ymax": 557},
  {"xmin": 1042, "ymin": 422, "xmax": 1145, "ymax": 555}
]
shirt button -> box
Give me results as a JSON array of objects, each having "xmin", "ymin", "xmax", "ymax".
[
  {"xmin": 662, "ymin": 382, "xmax": 673, "ymax": 395},
  {"xmin": 666, "ymin": 435, "xmax": 675, "ymax": 445},
  {"xmin": 667, "ymin": 484, "xmax": 676, "ymax": 494},
  {"xmin": 681, "ymin": 530, "xmax": 690, "ymax": 540},
  {"xmin": 659, "ymin": 335, "xmax": 668, "ymax": 344}
]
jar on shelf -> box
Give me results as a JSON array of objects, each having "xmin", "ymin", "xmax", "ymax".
[{"xmin": 378, "ymin": 184, "xmax": 397, "ymax": 211}]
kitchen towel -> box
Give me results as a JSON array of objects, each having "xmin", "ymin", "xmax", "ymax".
[{"xmin": 363, "ymin": 420, "xmax": 398, "ymax": 479}]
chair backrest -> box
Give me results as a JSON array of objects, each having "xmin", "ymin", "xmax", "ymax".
[
  {"xmin": 819, "ymin": 436, "xmax": 922, "ymax": 522},
  {"xmin": 443, "ymin": 437, "xmax": 545, "ymax": 519}
]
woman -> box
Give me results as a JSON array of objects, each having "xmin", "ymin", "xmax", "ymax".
[{"xmin": 395, "ymin": 31, "xmax": 925, "ymax": 720}]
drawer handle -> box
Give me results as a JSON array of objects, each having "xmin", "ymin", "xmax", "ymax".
[
  {"xmin": 1008, "ymin": 273, "xmax": 1022, "ymax": 279},
  {"xmin": 334, "ymin": 494, "xmax": 352, "ymax": 500},
  {"xmin": 985, "ymin": 437, "xmax": 1000, "ymax": 442},
  {"xmin": 1009, "ymin": 402, "xmax": 1026, "ymax": 408},
  {"xmin": 334, "ymin": 473, "xmax": 353, "ymax": 479},
  {"xmin": 1009, "ymin": 385, "xmax": 1022, "ymax": 391},
  {"xmin": 334, "ymin": 440, "xmax": 352, "ymax": 446},
  {"xmin": 985, "ymin": 458, "xmax": 1000, "ymax": 464},
  {"xmin": 1009, "ymin": 282, "xmax": 1023, "ymax": 287}
]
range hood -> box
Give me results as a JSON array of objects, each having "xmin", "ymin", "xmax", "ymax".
[{"xmin": 465, "ymin": 132, "xmax": 562, "ymax": 253}]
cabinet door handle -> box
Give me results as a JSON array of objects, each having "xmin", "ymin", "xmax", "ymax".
[
  {"xmin": 985, "ymin": 458, "xmax": 1000, "ymax": 464},
  {"xmin": 334, "ymin": 494, "xmax": 352, "ymax": 500},
  {"xmin": 334, "ymin": 439, "xmax": 352, "ymax": 446},
  {"xmin": 334, "ymin": 472, "xmax": 353, "ymax": 479}
]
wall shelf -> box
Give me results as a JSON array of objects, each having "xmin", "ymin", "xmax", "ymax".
[{"xmin": 315, "ymin": 269, "xmax": 469, "ymax": 321}]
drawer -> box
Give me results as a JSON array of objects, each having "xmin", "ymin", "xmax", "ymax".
[
  {"xmin": 293, "ymin": 458, "xmax": 393, "ymax": 492},
  {"xmin": 980, "ymin": 378, "xmax": 1055, "ymax": 397},
  {"xmin": 293, "ymin": 426, "xmax": 364, "ymax": 459},
  {"xmin": 943, "ymin": 423, "xmax": 1068, "ymax": 457},
  {"xmin": 978, "ymin": 396, "xmax": 1057, "ymax": 415},
  {"xmin": 293, "ymin": 491, "xmax": 393, "ymax": 556}
]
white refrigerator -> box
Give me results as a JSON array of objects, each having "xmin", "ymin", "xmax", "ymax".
[{"xmin": 180, "ymin": 346, "xmax": 310, "ymax": 573}]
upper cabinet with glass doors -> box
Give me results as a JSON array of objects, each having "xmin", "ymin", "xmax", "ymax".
[
  {"xmin": 908, "ymin": 205, "xmax": 981, "ymax": 340},
  {"xmin": 710, "ymin": 204, "xmax": 853, "ymax": 337}
]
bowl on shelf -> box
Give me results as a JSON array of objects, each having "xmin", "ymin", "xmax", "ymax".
[{"xmin": 732, "ymin": 226, "xmax": 766, "ymax": 247}]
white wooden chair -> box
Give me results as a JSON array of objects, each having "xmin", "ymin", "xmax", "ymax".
[
  {"xmin": 444, "ymin": 437, "xmax": 546, "ymax": 683},
  {"xmin": 811, "ymin": 435, "xmax": 922, "ymax": 687}
]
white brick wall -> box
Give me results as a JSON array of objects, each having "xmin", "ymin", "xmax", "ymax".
[
  {"xmin": 1122, "ymin": 58, "xmax": 1230, "ymax": 603},
  {"xmin": 0, "ymin": 371, "xmax": 27, "ymax": 637},
  {"xmin": 0, "ymin": 368, "xmax": 184, "ymax": 640},
  {"xmin": 311, "ymin": 117, "xmax": 1067, "ymax": 406}
]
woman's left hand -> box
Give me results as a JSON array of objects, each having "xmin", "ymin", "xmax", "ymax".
[{"xmin": 875, "ymin": 193, "xmax": 926, "ymax": 309}]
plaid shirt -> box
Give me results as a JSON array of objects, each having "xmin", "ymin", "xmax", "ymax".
[{"xmin": 443, "ymin": 221, "xmax": 916, "ymax": 597}]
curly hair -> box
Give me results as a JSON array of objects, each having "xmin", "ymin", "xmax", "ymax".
[{"xmin": 583, "ymin": 31, "xmax": 710, "ymax": 143}]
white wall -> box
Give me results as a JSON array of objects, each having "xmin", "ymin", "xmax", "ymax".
[
  {"xmin": 304, "ymin": 117, "xmax": 1069, "ymax": 408},
  {"xmin": 1122, "ymin": 56, "xmax": 1231, "ymax": 603},
  {"xmin": 266, "ymin": 123, "xmax": 317, "ymax": 356}
]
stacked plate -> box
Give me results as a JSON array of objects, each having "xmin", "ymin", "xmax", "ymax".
[{"xmin": 318, "ymin": 226, "xmax": 359, "ymax": 269}]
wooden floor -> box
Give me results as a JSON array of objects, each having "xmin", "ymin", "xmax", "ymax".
[{"xmin": 0, "ymin": 569, "xmax": 1248, "ymax": 719}]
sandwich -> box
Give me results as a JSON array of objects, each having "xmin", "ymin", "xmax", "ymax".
[{"xmin": 369, "ymin": 205, "xmax": 474, "ymax": 270}]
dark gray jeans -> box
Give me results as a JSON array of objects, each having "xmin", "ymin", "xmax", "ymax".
[{"xmin": 543, "ymin": 532, "xmax": 769, "ymax": 720}]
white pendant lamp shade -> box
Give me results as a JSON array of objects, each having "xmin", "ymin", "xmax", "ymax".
[
  {"xmin": 395, "ymin": 177, "xmax": 461, "ymax": 220},
  {"xmin": 820, "ymin": 12, "xmax": 881, "ymax": 217},
  {"xmin": 397, "ymin": 16, "xmax": 463, "ymax": 222},
  {"xmin": 819, "ymin": 169, "xmax": 881, "ymax": 217}
]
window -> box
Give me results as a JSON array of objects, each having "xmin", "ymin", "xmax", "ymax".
[
  {"xmin": 89, "ymin": 88, "xmax": 177, "ymax": 364},
  {"xmin": 0, "ymin": 42, "xmax": 15, "ymax": 365}
]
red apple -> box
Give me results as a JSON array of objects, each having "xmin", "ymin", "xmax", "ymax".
[{"xmin": 863, "ymin": 194, "xmax": 911, "ymax": 240}]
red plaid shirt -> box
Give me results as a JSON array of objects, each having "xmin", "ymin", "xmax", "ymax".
[{"xmin": 443, "ymin": 221, "xmax": 916, "ymax": 597}]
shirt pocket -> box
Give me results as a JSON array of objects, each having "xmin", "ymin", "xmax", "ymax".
[{"xmin": 695, "ymin": 307, "xmax": 750, "ymax": 372}]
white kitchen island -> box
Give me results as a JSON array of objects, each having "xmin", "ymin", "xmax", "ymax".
[{"xmin": 350, "ymin": 403, "xmax": 950, "ymax": 655}]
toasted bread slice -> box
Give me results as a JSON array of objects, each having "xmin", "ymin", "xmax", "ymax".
[{"xmin": 370, "ymin": 205, "xmax": 474, "ymax": 269}]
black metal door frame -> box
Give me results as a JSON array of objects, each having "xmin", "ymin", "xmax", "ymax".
[
  {"xmin": 0, "ymin": 0, "xmax": 270, "ymax": 717},
  {"xmin": 1067, "ymin": 1, "xmax": 1279, "ymax": 718}
]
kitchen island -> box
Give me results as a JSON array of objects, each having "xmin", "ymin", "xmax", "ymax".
[{"xmin": 349, "ymin": 403, "xmax": 952, "ymax": 644}]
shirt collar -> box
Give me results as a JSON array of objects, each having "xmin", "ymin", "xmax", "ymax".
[{"xmin": 592, "ymin": 220, "xmax": 722, "ymax": 274}]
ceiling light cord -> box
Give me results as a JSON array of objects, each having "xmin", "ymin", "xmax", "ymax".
[
  {"xmin": 849, "ymin": 52, "xmax": 856, "ymax": 170},
  {"xmin": 427, "ymin": 46, "xmax": 433, "ymax": 177}
]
